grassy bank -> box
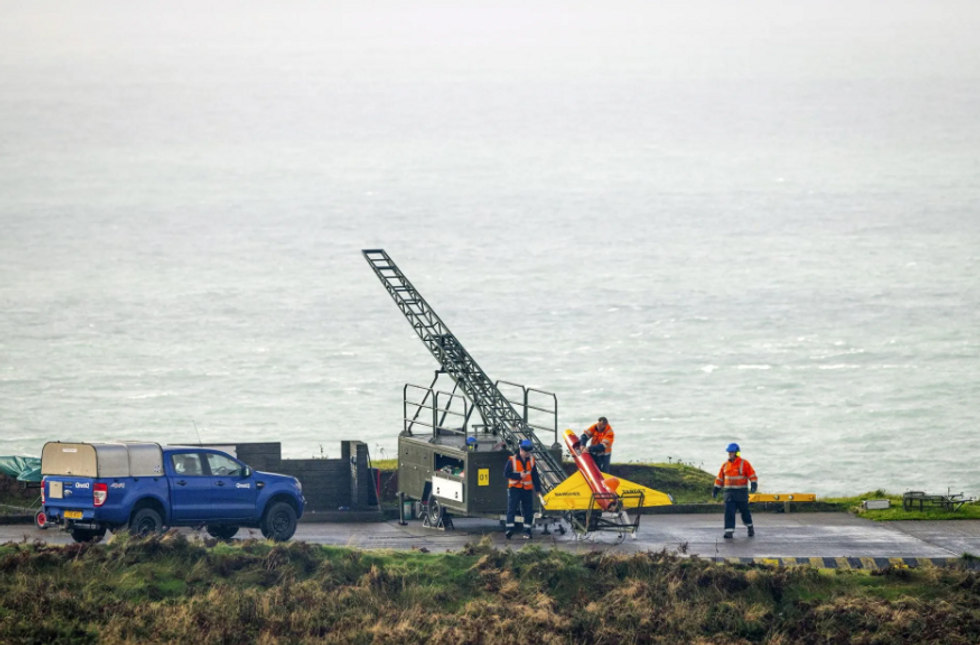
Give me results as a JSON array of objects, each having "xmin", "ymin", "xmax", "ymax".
[
  {"xmin": 599, "ymin": 462, "xmax": 715, "ymax": 504},
  {"xmin": 822, "ymin": 491, "xmax": 980, "ymax": 521},
  {"xmin": 2, "ymin": 532, "xmax": 980, "ymax": 644}
]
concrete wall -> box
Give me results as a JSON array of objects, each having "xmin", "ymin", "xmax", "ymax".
[
  {"xmin": 275, "ymin": 459, "xmax": 350, "ymax": 511},
  {"xmin": 235, "ymin": 443, "xmax": 281, "ymax": 473},
  {"xmin": 234, "ymin": 442, "xmax": 371, "ymax": 512}
]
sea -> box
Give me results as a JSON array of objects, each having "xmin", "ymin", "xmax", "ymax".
[{"xmin": 2, "ymin": 0, "xmax": 978, "ymax": 497}]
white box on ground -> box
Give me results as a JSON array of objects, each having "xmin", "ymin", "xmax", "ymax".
[{"xmin": 862, "ymin": 499, "xmax": 890, "ymax": 510}]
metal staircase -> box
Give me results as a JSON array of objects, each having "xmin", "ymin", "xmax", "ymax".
[{"xmin": 363, "ymin": 249, "xmax": 566, "ymax": 492}]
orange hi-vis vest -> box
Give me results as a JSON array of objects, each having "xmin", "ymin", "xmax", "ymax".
[
  {"xmin": 508, "ymin": 455, "xmax": 536, "ymax": 489},
  {"xmin": 714, "ymin": 457, "xmax": 757, "ymax": 490},
  {"xmin": 584, "ymin": 423, "xmax": 615, "ymax": 454}
]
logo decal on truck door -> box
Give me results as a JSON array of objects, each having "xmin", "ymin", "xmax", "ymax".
[{"xmin": 236, "ymin": 483, "xmax": 251, "ymax": 489}]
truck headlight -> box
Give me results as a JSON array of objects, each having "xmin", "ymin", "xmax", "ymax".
[{"xmin": 294, "ymin": 478, "xmax": 302, "ymax": 493}]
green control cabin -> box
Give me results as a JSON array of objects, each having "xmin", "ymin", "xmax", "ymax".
[{"xmin": 395, "ymin": 379, "xmax": 562, "ymax": 527}]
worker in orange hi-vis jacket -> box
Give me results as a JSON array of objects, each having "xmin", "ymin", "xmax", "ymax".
[
  {"xmin": 503, "ymin": 439, "xmax": 542, "ymax": 540},
  {"xmin": 713, "ymin": 443, "xmax": 758, "ymax": 539},
  {"xmin": 579, "ymin": 416, "xmax": 615, "ymax": 471}
]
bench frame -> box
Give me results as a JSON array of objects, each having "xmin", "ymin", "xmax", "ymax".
[{"xmin": 902, "ymin": 490, "xmax": 976, "ymax": 512}]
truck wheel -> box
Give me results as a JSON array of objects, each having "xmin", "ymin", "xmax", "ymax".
[
  {"xmin": 34, "ymin": 510, "xmax": 48, "ymax": 530},
  {"xmin": 260, "ymin": 502, "xmax": 297, "ymax": 541},
  {"xmin": 129, "ymin": 508, "xmax": 164, "ymax": 536},
  {"xmin": 206, "ymin": 524, "xmax": 239, "ymax": 540},
  {"xmin": 70, "ymin": 526, "xmax": 107, "ymax": 543},
  {"xmin": 427, "ymin": 493, "xmax": 444, "ymax": 525}
]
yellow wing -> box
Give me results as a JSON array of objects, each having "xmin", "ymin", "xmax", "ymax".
[{"xmin": 542, "ymin": 471, "xmax": 673, "ymax": 511}]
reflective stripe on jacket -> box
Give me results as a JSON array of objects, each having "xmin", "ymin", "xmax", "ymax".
[
  {"xmin": 583, "ymin": 423, "xmax": 615, "ymax": 454},
  {"xmin": 505, "ymin": 455, "xmax": 537, "ymax": 490},
  {"xmin": 714, "ymin": 457, "xmax": 757, "ymax": 489}
]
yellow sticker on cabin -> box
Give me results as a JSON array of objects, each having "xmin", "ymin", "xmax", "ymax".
[{"xmin": 478, "ymin": 469, "xmax": 489, "ymax": 486}]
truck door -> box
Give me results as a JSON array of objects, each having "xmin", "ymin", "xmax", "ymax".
[
  {"xmin": 168, "ymin": 452, "xmax": 212, "ymax": 522},
  {"xmin": 205, "ymin": 452, "xmax": 257, "ymax": 521}
]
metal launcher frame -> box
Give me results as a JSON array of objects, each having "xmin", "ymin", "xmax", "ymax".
[{"xmin": 565, "ymin": 491, "xmax": 643, "ymax": 542}]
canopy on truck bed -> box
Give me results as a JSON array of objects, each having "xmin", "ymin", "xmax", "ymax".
[{"xmin": 41, "ymin": 442, "xmax": 164, "ymax": 478}]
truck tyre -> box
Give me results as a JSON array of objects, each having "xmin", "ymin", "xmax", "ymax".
[
  {"xmin": 206, "ymin": 524, "xmax": 239, "ymax": 540},
  {"xmin": 260, "ymin": 501, "xmax": 297, "ymax": 541},
  {"xmin": 427, "ymin": 492, "xmax": 445, "ymax": 525},
  {"xmin": 34, "ymin": 510, "xmax": 48, "ymax": 530},
  {"xmin": 70, "ymin": 526, "xmax": 107, "ymax": 543},
  {"xmin": 129, "ymin": 508, "xmax": 164, "ymax": 536}
]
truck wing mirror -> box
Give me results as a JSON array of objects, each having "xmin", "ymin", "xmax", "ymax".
[{"xmin": 243, "ymin": 466, "xmax": 252, "ymax": 478}]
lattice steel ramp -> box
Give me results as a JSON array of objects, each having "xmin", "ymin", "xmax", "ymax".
[{"xmin": 363, "ymin": 249, "xmax": 565, "ymax": 492}]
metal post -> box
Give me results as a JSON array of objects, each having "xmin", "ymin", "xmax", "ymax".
[{"xmin": 398, "ymin": 492, "xmax": 407, "ymax": 526}]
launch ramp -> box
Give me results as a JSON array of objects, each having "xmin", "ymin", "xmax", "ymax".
[{"xmin": 363, "ymin": 249, "xmax": 565, "ymax": 493}]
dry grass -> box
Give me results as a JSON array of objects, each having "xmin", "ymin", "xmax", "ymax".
[{"xmin": 1, "ymin": 533, "xmax": 979, "ymax": 644}]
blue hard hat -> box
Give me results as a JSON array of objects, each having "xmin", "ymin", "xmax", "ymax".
[
  {"xmin": 466, "ymin": 437, "xmax": 477, "ymax": 445},
  {"xmin": 726, "ymin": 443, "xmax": 740, "ymax": 453},
  {"xmin": 520, "ymin": 439, "xmax": 534, "ymax": 451}
]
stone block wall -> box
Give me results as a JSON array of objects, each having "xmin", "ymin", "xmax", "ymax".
[
  {"xmin": 236, "ymin": 442, "xmax": 368, "ymax": 512},
  {"xmin": 235, "ymin": 443, "xmax": 282, "ymax": 473},
  {"xmin": 274, "ymin": 458, "xmax": 351, "ymax": 511}
]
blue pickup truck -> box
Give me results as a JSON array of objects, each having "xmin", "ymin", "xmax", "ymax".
[{"xmin": 41, "ymin": 441, "xmax": 305, "ymax": 543}]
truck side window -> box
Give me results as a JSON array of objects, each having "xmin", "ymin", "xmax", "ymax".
[
  {"xmin": 206, "ymin": 453, "xmax": 243, "ymax": 477},
  {"xmin": 172, "ymin": 453, "xmax": 204, "ymax": 476}
]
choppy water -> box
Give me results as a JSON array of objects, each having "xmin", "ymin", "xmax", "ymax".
[{"xmin": 2, "ymin": 0, "xmax": 979, "ymax": 496}]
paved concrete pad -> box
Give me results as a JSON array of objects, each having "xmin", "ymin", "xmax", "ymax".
[
  {"xmin": 883, "ymin": 520, "xmax": 980, "ymax": 557},
  {"xmin": 4, "ymin": 514, "xmax": 980, "ymax": 564}
]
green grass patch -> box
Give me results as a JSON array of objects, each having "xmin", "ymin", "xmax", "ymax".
[
  {"xmin": 372, "ymin": 458, "xmax": 398, "ymax": 471},
  {"xmin": 604, "ymin": 462, "xmax": 716, "ymax": 503},
  {"xmin": 860, "ymin": 504, "xmax": 980, "ymax": 521},
  {"xmin": 820, "ymin": 490, "xmax": 980, "ymax": 521}
]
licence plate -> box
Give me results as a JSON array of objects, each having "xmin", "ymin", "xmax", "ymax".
[{"xmin": 64, "ymin": 510, "xmax": 83, "ymax": 520}]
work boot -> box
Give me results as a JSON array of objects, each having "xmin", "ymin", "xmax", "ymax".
[
  {"xmin": 723, "ymin": 532, "xmax": 734, "ymax": 539},
  {"xmin": 747, "ymin": 526, "xmax": 755, "ymax": 537},
  {"xmin": 522, "ymin": 531, "xmax": 532, "ymax": 540},
  {"xmin": 505, "ymin": 530, "xmax": 513, "ymax": 540}
]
